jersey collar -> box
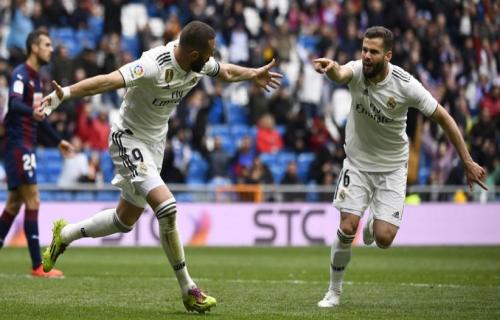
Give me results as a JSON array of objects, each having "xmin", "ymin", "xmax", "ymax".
[{"xmin": 169, "ymin": 41, "xmax": 189, "ymax": 76}]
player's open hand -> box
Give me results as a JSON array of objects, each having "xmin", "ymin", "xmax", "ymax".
[
  {"xmin": 253, "ymin": 59, "xmax": 283, "ymax": 92},
  {"xmin": 313, "ymin": 58, "xmax": 339, "ymax": 74},
  {"xmin": 41, "ymin": 80, "xmax": 69, "ymax": 116},
  {"xmin": 58, "ymin": 139, "xmax": 75, "ymax": 158},
  {"xmin": 464, "ymin": 160, "xmax": 488, "ymax": 191}
]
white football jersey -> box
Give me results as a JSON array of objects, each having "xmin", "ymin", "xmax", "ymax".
[
  {"xmin": 344, "ymin": 60, "xmax": 437, "ymax": 172},
  {"xmin": 116, "ymin": 40, "xmax": 220, "ymax": 143}
]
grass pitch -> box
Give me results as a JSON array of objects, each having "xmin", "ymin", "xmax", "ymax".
[{"xmin": 0, "ymin": 246, "xmax": 499, "ymax": 320}]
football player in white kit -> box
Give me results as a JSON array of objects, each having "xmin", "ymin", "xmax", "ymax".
[
  {"xmin": 313, "ymin": 26, "xmax": 487, "ymax": 307},
  {"xmin": 40, "ymin": 21, "xmax": 282, "ymax": 313}
]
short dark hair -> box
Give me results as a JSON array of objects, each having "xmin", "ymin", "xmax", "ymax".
[
  {"xmin": 179, "ymin": 21, "xmax": 215, "ymax": 51},
  {"xmin": 363, "ymin": 26, "xmax": 393, "ymax": 52},
  {"xmin": 26, "ymin": 29, "xmax": 49, "ymax": 56}
]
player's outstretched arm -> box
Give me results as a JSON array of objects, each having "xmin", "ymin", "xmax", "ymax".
[
  {"xmin": 313, "ymin": 58, "xmax": 353, "ymax": 84},
  {"xmin": 216, "ymin": 59, "xmax": 283, "ymax": 92},
  {"xmin": 430, "ymin": 104, "xmax": 487, "ymax": 191},
  {"xmin": 42, "ymin": 70, "xmax": 125, "ymax": 115}
]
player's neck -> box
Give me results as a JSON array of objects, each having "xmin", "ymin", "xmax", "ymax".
[
  {"xmin": 174, "ymin": 46, "xmax": 191, "ymax": 73},
  {"xmin": 25, "ymin": 56, "xmax": 41, "ymax": 72}
]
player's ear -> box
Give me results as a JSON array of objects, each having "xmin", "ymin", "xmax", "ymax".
[
  {"xmin": 384, "ymin": 50, "xmax": 392, "ymax": 63},
  {"xmin": 190, "ymin": 50, "xmax": 200, "ymax": 61}
]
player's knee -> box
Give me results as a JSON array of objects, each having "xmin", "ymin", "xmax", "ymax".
[
  {"xmin": 25, "ymin": 197, "xmax": 40, "ymax": 209},
  {"xmin": 375, "ymin": 234, "xmax": 394, "ymax": 249},
  {"xmin": 339, "ymin": 212, "xmax": 360, "ymax": 236},
  {"xmin": 339, "ymin": 224, "xmax": 357, "ymax": 236},
  {"xmin": 154, "ymin": 198, "xmax": 177, "ymax": 231}
]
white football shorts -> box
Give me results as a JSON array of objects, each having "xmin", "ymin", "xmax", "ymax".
[
  {"xmin": 109, "ymin": 129, "xmax": 165, "ymax": 208},
  {"xmin": 332, "ymin": 158, "xmax": 407, "ymax": 227}
]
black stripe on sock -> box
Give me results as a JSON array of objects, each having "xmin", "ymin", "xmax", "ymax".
[
  {"xmin": 173, "ymin": 261, "xmax": 186, "ymax": 271},
  {"xmin": 155, "ymin": 202, "xmax": 177, "ymax": 218},
  {"xmin": 156, "ymin": 208, "xmax": 177, "ymax": 220},
  {"xmin": 113, "ymin": 213, "xmax": 131, "ymax": 232},
  {"xmin": 330, "ymin": 263, "xmax": 346, "ymax": 272},
  {"xmin": 337, "ymin": 230, "xmax": 354, "ymax": 244}
]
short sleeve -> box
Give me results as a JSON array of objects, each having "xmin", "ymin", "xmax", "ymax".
[
  {"xmin": 408, "ymin": 77, "xmax": 438, "ymax": 117},
  {"xmin": 118, "ymin": 54, "xmax": 159, "ymax": 88},
  {"xmin": 200, "ymin": 57, "xmax": 220, "ymax": 77},
  {"xmin": 345, "ymin": 60, "xmax": 363, "ymax": 84}
]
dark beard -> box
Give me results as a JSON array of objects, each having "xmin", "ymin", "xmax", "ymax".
[
  {"xmin": 362, "ymin": 61, "xmax": 384, "ymax": 79},
  {"xmin": 191, "ymin": 59, "xmax": 205, "ymax": 73}
]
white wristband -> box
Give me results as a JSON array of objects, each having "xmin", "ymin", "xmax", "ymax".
[{"xmin": 61, "ymin": 86, "xmax": 71, "ymax": 100}]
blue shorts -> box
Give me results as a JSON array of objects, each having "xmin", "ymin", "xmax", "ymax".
[{"xmin": 4, "ymin": 146, "xmax": 37, "ymax": 190}]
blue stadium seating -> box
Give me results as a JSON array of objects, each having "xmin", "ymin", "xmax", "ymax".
[
  {"xmin": 100, "ymin": 152, "xmax": 115, "ymax": 183},
  {"xmin": 175, "ymin": 192, "xmax": 194, "ymax": 202},
  {"xmin": 187, "ymin": 152, "xmax": 208, "ymax": 183},
  {"xmin": 259, "ymin": 152, "xmax": 278, "ymax": 168},
  {"xmin": 297, "ymin": 153, "xmax": 315, "ymax": 182},
  {"xmin": 121, "ymin": 35, "xmax": 140, "ymax": 59},
  {"xmin": 230, "ymin": 124, "xmax": 251, "ymax": 141},
  {"xmin": 269, "ymin": 163, "xmax": 285, "ymax": 183},
  {"xmin": 96, "ymin": 191, "xmax": 119, "ymax": 201},
  {"xmin": 226, "ymin": 103, "xmax": 248, "ymax": 124},
  {"xmin": 276, "ymin": 151, "xmax": 296, "ymax": 166},
  {"xmin": 207, "ymin": 125, "xmax": 230, "ymax": 137}
]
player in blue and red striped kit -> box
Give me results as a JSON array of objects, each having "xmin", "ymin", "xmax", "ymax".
[{"xmin": 0, "ymin": 29, "xmax": 73, "ymax": 277}]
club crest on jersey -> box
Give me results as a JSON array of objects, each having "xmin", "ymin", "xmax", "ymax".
[
  {"xmin": 132, "ymin": 64, "xmax": 144, "ymax": 79},
  {"xmin": 387, "ymin": 96, "xmax": 397, "ymax": 109},
  {"xmin": 164, "ymin": 69, "xmax": 174, "ymax": 83}
]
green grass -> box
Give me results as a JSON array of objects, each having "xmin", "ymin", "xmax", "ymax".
[{"xmin": 1, "ymin": 246, "xmax": 500, "ymax": 319}]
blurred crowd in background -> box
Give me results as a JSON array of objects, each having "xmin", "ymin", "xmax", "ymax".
[{"xmin": 0, "ymin": 0, "xmax": 498, "ymax": 201}]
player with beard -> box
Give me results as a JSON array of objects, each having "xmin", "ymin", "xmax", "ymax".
[
  {"xmin": 0, "ymin": 29, "xmax": 73, "ymax": 277},
  {"xmin": 313, "ymin": 26, "xmax": 487, "ymax": 307},
  {"xmin": 41, "ymin": 21, "xmax": 282, "ymax": 313}
]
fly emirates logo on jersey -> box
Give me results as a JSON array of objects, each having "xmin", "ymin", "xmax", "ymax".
[
  {"xmin": 152, "ymin": 89, "xmax": 185, "ymax": 107},
  {"xmin": 355, "ymin": 102, "xmax": 394, "ymax": 124}
]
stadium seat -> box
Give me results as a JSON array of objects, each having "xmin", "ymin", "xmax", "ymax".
[
  {"xmin": 305, "ymin": 182, "xmax": 320, "ymax": 202},
  {"xmin": 297, "ymin": 153, "xmax": 315, "ymax": 182},
  {"xmin": 175, "ymin": 192, "xmax": 194, "ymax": 202},
  {"xmin": 208, "ymin": 99, "xmax": 224, "ymax": 124},
  {"xmin": 226, "ymin": 103, "xmax": 248, "ymax": 124},
  {"xmin": 418, "ymin": 150, "xmax": 431, "ymax": 184},
  {"xmin": 75, "ymin": 29, "xmax": 96, "ymax": 50},
  {"xmin": 269, "ymin": 163, "xmax": 285, "ymax": 183},
  {"xmin": 230, "ymin": 124, "xmax": 251, "ymax": 141},
  {"xmin": 53, "ymin": 191, "xmax": 73, "ymax": 201},
  {"xmin": 276, "ymin": 151, "xmax": 296, "ymax": 166},
  {"xmin": 275, "ymin": 125, "xmax": 286, "ymax": 137},
  {"xmin": 207, "ymin": 125, "xmax": 230, "ymax": 137},
  {"xmin": 39, "ymin": 191, "xmax": 51, "ymax": 201},
  {"xmin": 73, "ymin": 191, "xmax": 94, "ymax": 201},
  {"xmin": 259, "ymin": 152, "xmax": 278, "ymax": 168},
  {"xmin": 121, "ymin": 35, "xmax": 141, "ymax": 59},
  {"xmin": 96, "ymin": 191, "xmax": 119, "ymax": 201},
  {"xmin": 187, "ymin": 152, "xmax": 208, "ymax": 183},
  {"xmin": 100, "ymin": 152, "xmax": 115, "ymax": 183}
]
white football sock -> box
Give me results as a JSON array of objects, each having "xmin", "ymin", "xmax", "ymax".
[
  {"xmin": 155, "ymin": 198, "xmax": 195, "ymax": 294},
  {"xmin": 61, "ymin": 208, "xmax": 132, "ymax": 244},
  {"xmin": 329, "ymin": 229, "xmax": 354, "ymax": 294}
]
